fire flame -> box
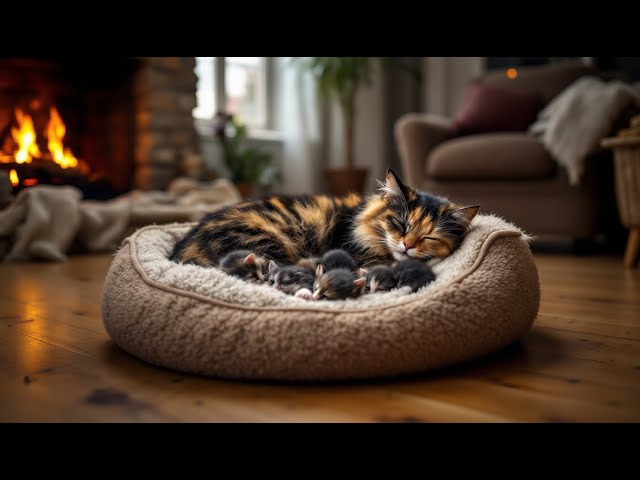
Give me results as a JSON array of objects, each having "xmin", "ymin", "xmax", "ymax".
[
  {"xmin": 47, "ymin": 107, "xmax": 78, "ymax": 169},
  {"xmin": 9, "ymin": 169, "xmax": 19, "ymax": 186},
  {"xmin": 11, "ymin": 109, "xmax": 40, "ymax": 164}
]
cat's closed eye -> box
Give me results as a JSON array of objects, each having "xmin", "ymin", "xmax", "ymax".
[{"xmin": 389, "ymin": 217, "xmax": 405, "ymax": 231}]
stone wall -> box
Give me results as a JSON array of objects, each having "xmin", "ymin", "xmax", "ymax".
[{"xmin": 133, "ymin": 57, "xmax": 202, "ymax": 190}]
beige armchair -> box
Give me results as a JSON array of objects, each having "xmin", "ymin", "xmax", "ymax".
[{"xmin": 394, "ymin": 61, "xmax": 621, "ymax": 242}]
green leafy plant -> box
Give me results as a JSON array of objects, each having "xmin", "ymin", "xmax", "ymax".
[
  {"xmin": 294, "ymin": 57, "xmax": 374, "ymax": 170},
  {"xmin": 214, "ymin": 112, "xmax": 280, "ymax": 191},
  {"xmin": 293, "ymin": 57, "xmax": 421, "ymax": 171}
]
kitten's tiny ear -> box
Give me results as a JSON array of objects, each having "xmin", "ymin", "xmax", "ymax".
[
  {"xmin": 380, "ymin": 168, "xmax": 412, "ymax": 201},
  {"xmin": 354, "ymin": 277, "xmax": 366, "ymax": 290},
  {"xmin": 315, "ymin": 264, "xmax": 325, "ymax": 276},
  {"xmin": 358, "ymin": 267, "xmax": 368, "ymax": 277},
  {"xmin": 268, "ymin": 260, "xmax": 278, "ymax": 273},
  {"xmin": 449, "ymin": 205, "xmax": 480, "ymax": 230},
  {"xmin": 243, "ymin": 253, "xmax": 257, "ymax": 265}
]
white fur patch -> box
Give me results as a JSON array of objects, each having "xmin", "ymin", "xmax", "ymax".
[
  {"xmin": 295, "ymin": 288, "xmax": 313, "ymax": 300},
  {"xmin": 377, "ymin": 179, "xmax": 403, "ymax": 199}
]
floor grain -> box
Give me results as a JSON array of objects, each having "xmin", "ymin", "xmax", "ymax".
[{"xmin": 1, "ymin": 252, "xmax": 638, "ymax": 422}]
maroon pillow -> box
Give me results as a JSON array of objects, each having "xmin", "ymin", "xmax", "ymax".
[{"xmin": 453, "ymin": 81, "xmax": 545, "ymax": 135}]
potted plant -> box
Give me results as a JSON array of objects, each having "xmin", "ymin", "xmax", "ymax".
[
  {"xmin": 296, "ymin": 57, "xmax": 375, "ymax": 195},
  {"xmin": 213, "ymin": 112, "xmax": 280, "ymax": 198}
]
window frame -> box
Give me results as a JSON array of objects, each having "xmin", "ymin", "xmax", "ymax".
[{"xmin": 194, "ymin": 56, "xmax": 276, "ymax": 136}]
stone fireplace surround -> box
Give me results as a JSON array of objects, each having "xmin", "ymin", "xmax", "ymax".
[
  {"xmin": 133, "ymin": 57, "xmax": 201, "ymax": 190},
  {"xmin": 0, "ymin": 57, "xmax": 201, "ymax": 192}
]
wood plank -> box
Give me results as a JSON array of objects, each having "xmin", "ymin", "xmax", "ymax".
[{"xmin": 0, "ymin": 252, "xmax": 639, "ymax": 422}]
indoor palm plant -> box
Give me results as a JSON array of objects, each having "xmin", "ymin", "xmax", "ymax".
[{"xmin": 296, "ymin": 57, "xmax": 375, "ymax": 195}]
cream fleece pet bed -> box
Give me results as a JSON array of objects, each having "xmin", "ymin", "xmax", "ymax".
[{"xmin": 101, "ymin": 214, "xmax": 540, "ymax": 381}]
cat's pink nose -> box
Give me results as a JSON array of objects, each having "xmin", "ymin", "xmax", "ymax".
[{"xmin": 403, "ymin": 241, "xmax": 415, "ymax": 250}]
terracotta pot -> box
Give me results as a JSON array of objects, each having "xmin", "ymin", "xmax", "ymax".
[
  {"xmin": 324, "ymin": 168, "xmax": 369, "ymax": 196},
  {"xmin": 233, "ymin": 181, "xmax": 255, "ymax": 199}
]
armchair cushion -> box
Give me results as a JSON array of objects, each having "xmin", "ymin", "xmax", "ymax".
[
  {"xmin": 453, "ymin": 81, "xmax": 545, "ymax": 135},
  {"xmin": 427, "ymin": 133, "xmax": 557, "ymax": 180}
]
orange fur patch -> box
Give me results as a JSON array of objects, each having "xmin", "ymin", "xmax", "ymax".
[{"xmin": 180, "ymin": 242, "xmax": 212, "ymax": 266}]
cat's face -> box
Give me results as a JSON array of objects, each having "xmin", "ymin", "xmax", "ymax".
[
  {"xmin": 355, "ymin": 170, "xmax": 479, "ymax": 262},
  {"xmin": 312, "ymin": 270, "xmax": 365, "ymax": 300},
  {"xmin": 364, "ymin": 266, "xmax": 397, "ymax": 293},
  {"xmin": 268, "ymin": 265, "xmax": 313, "ymax": 295},
  {"xmin": 234, "ymin": 253, "xmax": 270, "ymax": 283}
]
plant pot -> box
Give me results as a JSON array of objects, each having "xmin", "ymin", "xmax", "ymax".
[
  {"xmin": 233, "ymin": 181, "xmax": 255, "ymax": 199},
  {"xmin": 324, "ymin": 168, "xmax": 369, "ymax": 196}
]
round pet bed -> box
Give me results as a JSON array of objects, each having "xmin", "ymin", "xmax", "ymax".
[{"xmin": 101, "ymin": 214, "xmax": 540, "ymax": 381}]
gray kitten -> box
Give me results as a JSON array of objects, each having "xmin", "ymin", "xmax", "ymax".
[
  {"xmin": 218, "ymin": 250, "xmax": 270, "ymax": 284},
  {"xmin": 268, "ymin": 264, "xmax": 315, "ymax": 300},
  {"xmin": 362, "ymin": 265, "xmax": 398, "ymax": 294},
  {"xmin": 312, "ymin": 268, "xmax": 366, "ymax": 301},
  {"xmin": 316, "ymin": 249, "xmax": 358, "ymax": 275},
  {"xmin": 393, "ymin": 259, "xmax": 436, "ymax": 292}
]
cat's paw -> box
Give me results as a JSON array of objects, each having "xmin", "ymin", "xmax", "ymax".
[{"xmin": 294, "ymin": 288, "xmax": 313, "ymax": 300}]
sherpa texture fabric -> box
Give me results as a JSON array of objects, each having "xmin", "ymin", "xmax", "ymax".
[{"xmin": 101, "ymin": 214, "xmax": 540, "ymax": 381}]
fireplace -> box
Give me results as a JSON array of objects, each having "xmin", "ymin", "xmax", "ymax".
[{"xmin": 0, "ymin": 57, "xmax": 201, "ymax": 198}]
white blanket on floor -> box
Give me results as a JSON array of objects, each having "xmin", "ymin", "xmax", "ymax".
[
  {"xmin": 529, "ymin": 76, "xmax": 640, "ymax": 185},
  {"xmin": 0, "ymin": 178, "xmax": 241, "ymax": 262}
]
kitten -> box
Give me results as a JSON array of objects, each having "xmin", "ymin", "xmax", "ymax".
[
  {"xmin": 393, "ymin": 259, "xmax": 436, "ymax": 292},
  {"xmin": 312, "ymin": 268, "xmax": 366, "ymax": 301},
  {"xmin": 362, "ymin": 265, "xmax": 398, "ymax": 294},
  {"xmin": 268, "ymin": 265, "xmax": 315, "ymax": 300},
  {"xmin": 170, "ymin": 169, "xmax": 479, "ymax": 269},
  {"xmin": 317, "ymin": 249, "xmax": 358, "ymax": 274},
  {"xmin": 218, "ymin": 250, "xmax": 270, "ymax": 284}
]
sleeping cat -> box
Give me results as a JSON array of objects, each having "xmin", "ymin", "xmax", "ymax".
[{"xmin": 170, "ymin": 169, "xmax": 479, "ymax": 268}]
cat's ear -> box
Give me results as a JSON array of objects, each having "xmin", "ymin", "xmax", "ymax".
[
  {"xmin": 354, "ymin": 277, "xmax": 366, "ymax": 290},
  {"xmin": 268, "ymin": 260, "xmax": 278, "ymax": 273},
  {"xmin": 243, "ymin": 253, "xmax": 257, "ymax": 265},
  {"xmin": 380, "ymin": 168, "xmax": 412, "ymax": 201},
  {"xmin": 358, "ymin": 267, "xmax": 368, "ymax": 277},
  {"xmin": 449, "ymin": 205, "xmax": 480, "ymax": 230},
  {"xmin": 315, "ymin": 264, "xmax": 325, "ymax": 276}
]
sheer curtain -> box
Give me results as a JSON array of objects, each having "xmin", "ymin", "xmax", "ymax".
[
  {"xmin": 274, "ymin": 57, "xmax": 324, "ymax": 194},
  {"xmin": 273, "ymin": 57, "xmax": 389, "ymax": 195}
]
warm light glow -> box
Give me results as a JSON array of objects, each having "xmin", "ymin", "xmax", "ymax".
[
  {"xmin": 9, "ymin": 169, "xmax": 19, "ymax": 187},
  {"xmin": 506, "ymin": 68, "xmax": 518, "ymax": 79},
  {"xmin": 11, "ymin": 109, "xmax": 41, "ymax": 164},
  {"xmin": 22, "ymin": 178, "xmax": 38, "ymax": 187},
  {"xmin": 47, "ymin": 107, "xmax": 78, "ymax": 169}
]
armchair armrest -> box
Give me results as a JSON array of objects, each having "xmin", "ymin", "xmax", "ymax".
[{"xmin": 394, "ymin": 113, "xmax": 456, "ymax": 188}]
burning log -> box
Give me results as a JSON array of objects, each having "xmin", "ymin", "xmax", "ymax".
[{"xmin": 1, "ymin": 106, "xmax": 92, "ymax": 193}]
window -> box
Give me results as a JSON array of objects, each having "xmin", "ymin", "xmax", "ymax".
[{"xmin": 194, "ymin": 57, "xmax": 272, "ymax": 131}]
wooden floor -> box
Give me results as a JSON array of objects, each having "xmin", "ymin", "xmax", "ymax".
[{"xmin": 1, "ymin": 252, "xmax": 639, "ymax": 423}]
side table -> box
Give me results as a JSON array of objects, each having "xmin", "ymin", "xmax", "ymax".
[{"xmin": 601, "ymin": 136, "xmax": 640, "ymax": 268}]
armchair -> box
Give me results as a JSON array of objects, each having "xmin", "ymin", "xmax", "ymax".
[{"xmin": 395, "ymin": 61, "xmax": 620, "ymax": 241}]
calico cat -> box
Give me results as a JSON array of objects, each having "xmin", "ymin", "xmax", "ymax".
[{"xmin": 170, "ymin": 169, "xmax": 479, "ymax": 269}]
